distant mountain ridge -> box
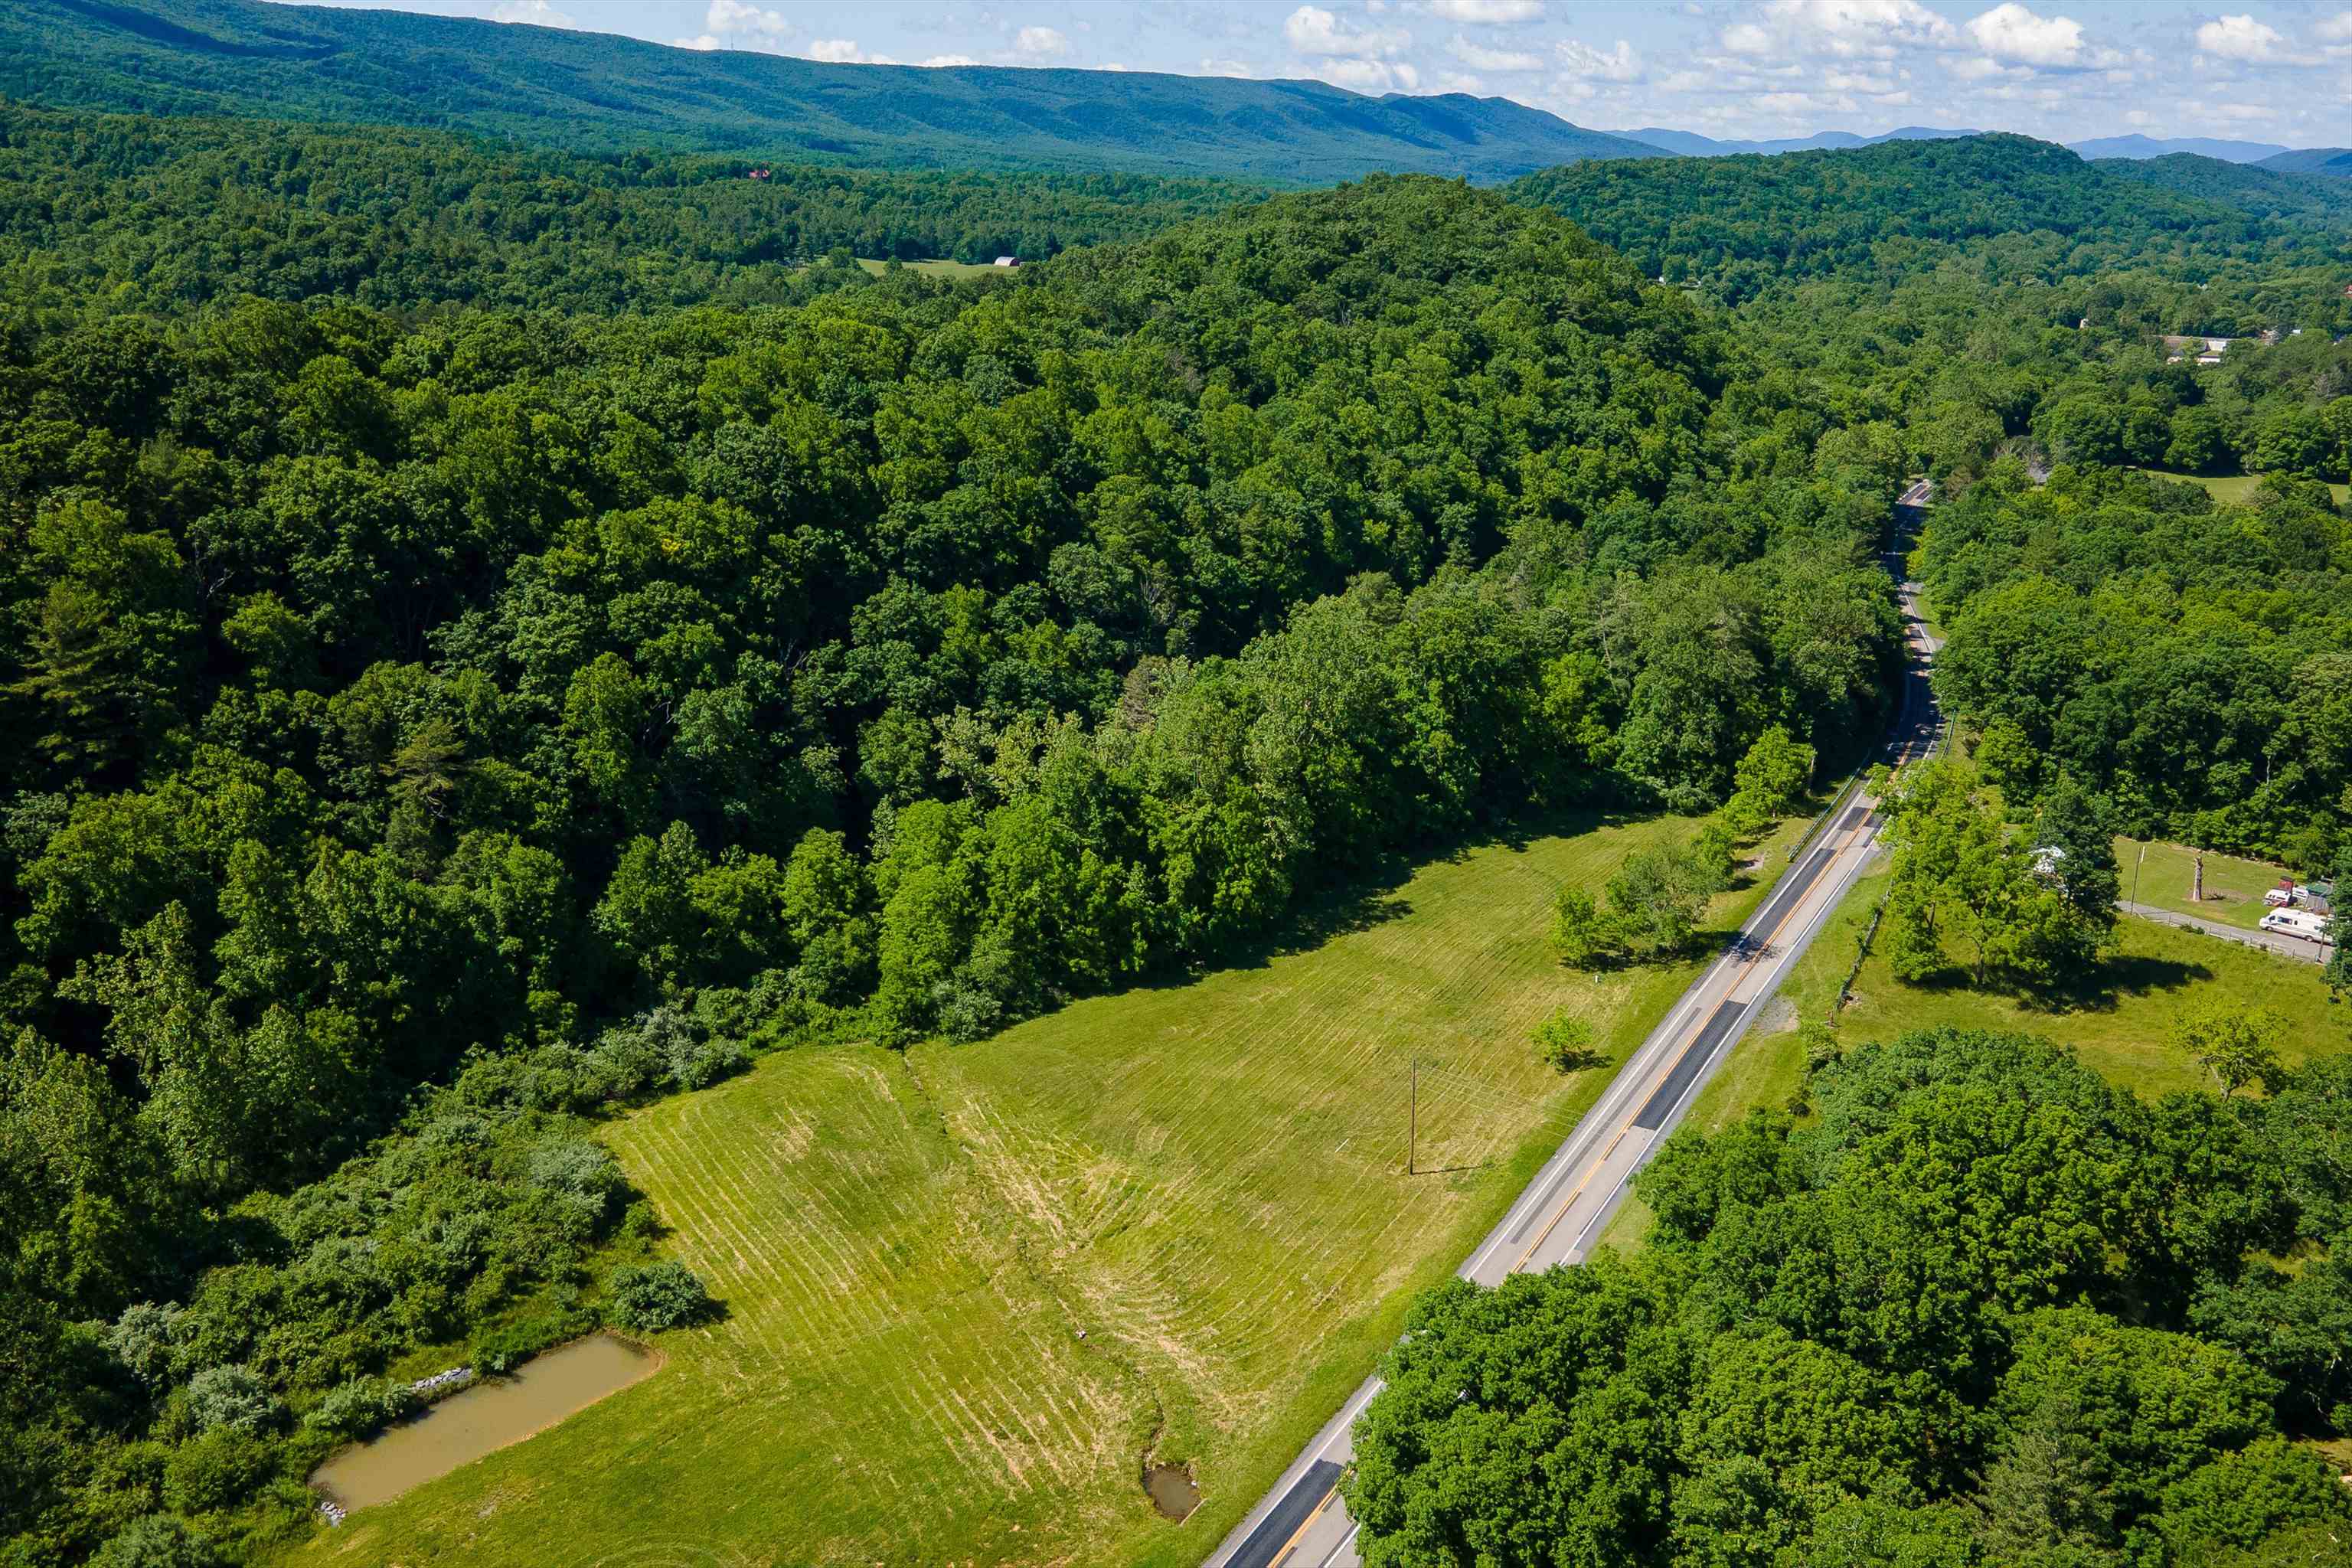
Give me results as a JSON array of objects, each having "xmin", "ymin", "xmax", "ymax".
[
  {"xmin": 1614, "ymin": 126, "xmax": 1978, "ymax": 157},
  {"xmin": 2070, "ymin": 134, "xmax": 2289, "ymax": 163},
  {"xmin": 2259, "ymin": 148, "xmax": 2352, "ymax": 178},
  {"xmin": 0, "ymin": 0, "xmax": 1666, "ymax": 181}
]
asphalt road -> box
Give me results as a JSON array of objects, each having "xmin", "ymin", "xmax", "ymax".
[
  {"xmin": 1204, "ymin": 518, "xmax": 1943, "ymax": 1568},
  {"xmin": 2119, "ymin": 900, "xmax": 2332, "ymax": 964}
]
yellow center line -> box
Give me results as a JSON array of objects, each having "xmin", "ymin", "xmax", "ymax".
[{"xmin": 1266, "ymin": 1485, "xmax": 1341, "ymax": 1568}]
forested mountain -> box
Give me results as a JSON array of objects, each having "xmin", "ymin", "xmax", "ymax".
[
  {"xmin": 0, "ymin": 103, "xmax": 1259, "ymax": 312},
  {"xmin": 2095, "ymin": 152, "xmax": 2352, "ymax": 225},
  {"xmin": 2072, "ymin": 134, "xmax": 2290, "ymax": 163},
  {"xmin": 0, "ymin": 0, "xmax": 1664, "ymax": 181},
  {"xmin": 2259, "ymin": 147, "xmax": 2352, "ymax": 178},
  {"xmin": 1513, "ymin": 134, "xmax": 2352, "ymax": 302},
  {"xmin": 1615, "ymin": 126, "xmax": 1977, "ymax": 157},
  {"xmin": 0, "ymin": 165, "xmax": 1909, "ymax": 1562}
]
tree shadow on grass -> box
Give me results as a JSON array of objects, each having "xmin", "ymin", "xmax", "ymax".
[
  {"xmin": 1101, "ymin": 803, "xmax": 1660, "ymax": 1002},
  {"xmin": 1895, "ymin": 953, "xmax": 2215, "ymax": 1016}
]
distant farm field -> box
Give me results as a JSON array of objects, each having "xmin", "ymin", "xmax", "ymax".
[
  {"xmin": 299, "ymin": 811, "xmax": 1806, "ymax": 1568},
  {"xmin": 854, "ymin": 255, "xmax": 1005, "ymax": 279},
  {"xmin": 2128, "ymin": 467, "xmax": 2352, "ymax": 507}
]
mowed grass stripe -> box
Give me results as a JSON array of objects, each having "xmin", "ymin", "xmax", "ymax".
[{"xmin": 305, "ymin": 810, "xmax": 1807, "ymax": 1568}]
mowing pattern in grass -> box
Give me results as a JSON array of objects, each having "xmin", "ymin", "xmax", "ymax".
[{"xmin": 301, "ymin": 812, "xmax": 1804, "ymax": 1568}]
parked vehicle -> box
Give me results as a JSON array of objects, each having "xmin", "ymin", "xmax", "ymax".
[
  {"xmin": 2259, "ymin": 910, "xmax": 2332, "ymax": 943},
  {"xmin": 2265, "ymin": 888, "xmax": 2295, "ymax": 907}
]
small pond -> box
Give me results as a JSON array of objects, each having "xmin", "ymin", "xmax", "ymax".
[
  {"xmin": 311, "ymin": 1333, "xmax": 660, "ymax": 1513},
  {"xmin": 1145, "ymin": 1460, "xmax": 1201, "ymax": 1521}
]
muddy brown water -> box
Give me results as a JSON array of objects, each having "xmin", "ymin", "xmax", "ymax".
[
  {"xmin": 310, "ymin": 1333, "xmax": 659, "ymax": 1512},
  {"xmin": 1145, "ymin": 1461, "xmax": 1201, "ymax": 1521}
]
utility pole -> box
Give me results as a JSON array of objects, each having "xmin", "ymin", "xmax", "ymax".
[{"xmin": 1407, "ymin": 1057, "xmax": 1419, "ymax": 1176}]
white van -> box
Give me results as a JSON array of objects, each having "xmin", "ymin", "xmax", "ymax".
[
  {"xmin": 2259, "ymin": 910, "xmax": 2332, "ymax": 943},
  {"xmin": 2264, "ymin": 888, "xmax": 2294, "ymax": 907}
]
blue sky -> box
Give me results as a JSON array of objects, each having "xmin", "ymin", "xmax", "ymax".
[{"xmin": 292, "ymin": 0, "xmax": 2352, "ymax": 146}]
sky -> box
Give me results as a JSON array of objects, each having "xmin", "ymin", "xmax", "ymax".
[{"xmin": 290, "ymin": 0, "xmax": 2352, "ymax": 148}]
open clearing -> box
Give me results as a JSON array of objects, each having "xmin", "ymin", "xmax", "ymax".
[
  {"xmin": 2127, "ymin": 468, "xmax": 2352, "ymax": 507},
  {"xmin": 300, "ymin": 810, "xmax": 1805, "ymax": 1568},
  {"xmin": 2116, "ymin": 836, "xmax": 2306, "ymax": 933},
  {"xmin": 1596, "ymin": 861, "xmax": 2348, "ymax": 1256},
  {"xmin": 854, "ymin": 256, "xmax": 1005, "ymax": 279},
  {"xmin": 1734, "ymin": 861, "xmax": 2342, "ymax": 1103}
]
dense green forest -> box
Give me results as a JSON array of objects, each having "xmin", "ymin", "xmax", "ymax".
[
  {"xmin": 0, "ymin": 0, "xmax": 1663, "ymax": 180},
  {"xmin": 6, "ymin": 84, "xmax": 2352, "ymax": 1568},
  {"xmin": 0, "ymin": 155, "xmax": 1906, "ymax": 1562},
  {"xmin": 1515, "ymin": 135, "xmax": 2352, "ymax": 304},
  {"xmin": 1350, "ymin": 1028, "xmax": 2352, "ymax": 1568},
  {"xmin": 0, "ymin": 102, "xmax": 1259, "ymax": 312},
  {"xmin": 1917, "ymin": 465, "xmax": 2351, "ymax": 859}
]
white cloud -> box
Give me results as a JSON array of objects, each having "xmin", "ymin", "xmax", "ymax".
[
  {"xmin": 1318, "ymin": 56, "xmax": 1418, "ymax": 88},
  {"xmin": 1964, "ymin": 3, "xmax": 2082, "ymax": 66},
  {"xmin": 2319, "ymin": 11, "xmax": 2352, "ymax": 42},
  {"xmin": 1556, "ymin": 37, "xmax": 1641, "ymax": 80},
  {"xmin": 1451, "ymin": 34, "xmax": 1542, "ymax": 70},
  {"xmin": 802, "ymin": 38, "xmax": 899, "ymax": 63},
  {"xmin": 1200, "ymin": 56, "xmax": 1263, "ymax": 76},
  {"xmin": 1427, "ymin": 0, "xmax": 1543, "ymax": 20},
  {"xmin": 704, "ymin": 0, "xmax": 786, "ymax": 41},
  {"xmin": 491, "ymin": 0, "xmax": 574, "ymax": 25},
  {"xmin": 672, "ymin": 31, "xmax": 720, "ymax": 47},
  {"xmin": 1730, "ymin": 0, "xmax": 1957, "ymax": 60},
  {"xmin": 1946, "ymin": 53, "xmax": 2011, "ymax": 78},
  {"xmin": 920, "ymin": 54, "xmax": 980, "ymax": 66},
  {"xmin": 2194, "ymin": 14, "xmax": 2283, "ymax": 62},
  {"xmin": 1285, "ymin": 6, "xmax": 1410, "ymax": 57},
  {"xmin": 1017, "ymin": 24, "xmax": 1072, "ymax": 57}
]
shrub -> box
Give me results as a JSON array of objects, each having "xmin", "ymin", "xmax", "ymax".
[
  {"xmin": 526, "ymin": 1137, "xmax": 626, "ymax": 1225},
  {"xmin": 162, "ymin": 1428, "xmax": 276, "ymax": 1514},
  {"xmin": 107, "ymin": 1302, "xmax": 185, "ymax": 1390},
  {"xmin": 92, "ymin": 1516, "xmax": 225, "ymax": 1568},
  {"xmin": 1533, "ymin": 1011, "xmax": 1605, "ymax": 1073},
  {"xmin": 606, "ymin": 1260, "xmax": 716, "ymax": 1333},
  {"xmin": 667, "ymin": 1031, "xmax": 746, "ymax": 1090},
  {"xmin": 185, "ymin": 1364, "xmax": 281, "ymax": 1436},
  {"xmin": 303, "ymin": 1377, "xmax": 420, "ymax": 1441},
  {"xmin": 469, "ymin": 1302, "xmax": 597, "ymax": 1375}
]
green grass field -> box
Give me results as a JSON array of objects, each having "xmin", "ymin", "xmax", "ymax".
[
  {"xmin": 1597, "ymin": 859, "xmax": 2348, "ymax": 1254},
  {"xmin": 302, "ymin": 811, "xmax": 1810, "ymax": 1568},
  {"xmin": 854, "ymin": 256, "xmax": 1006, "ymax": 279},
  {"xmin": 2128, "ymin": 468, "xmax": 2352, "ymax": 507},
  {"xmin": 1755, "ymin": 863, "xmax": 2343, "ymax": 1100},
  {"xmin": 2116, "ymin": 837, "xmax": 2304, "ymax": 933}
]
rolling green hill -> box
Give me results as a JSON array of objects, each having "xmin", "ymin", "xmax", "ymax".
[
  {"xmin": 2258, "ymin": 146, "xmax": 2352, "ymax": 178},
  {"xmin": 1511, "ymin": 134, "xmax": 2352, "ymax": 300},
  {"xmin": 0, "ymin": 0, "xmax": 1666, "ymax": 181}
]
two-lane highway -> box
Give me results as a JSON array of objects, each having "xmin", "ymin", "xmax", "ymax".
[{"xmin": 1207, "ymin": 521, "xmax": 1942, "ymax": 1568}]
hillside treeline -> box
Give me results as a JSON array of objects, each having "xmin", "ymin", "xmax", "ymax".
[
  {"xmin": 1515, "ymin": 135, "xmax": 2352, "ymax": 305},
  {"xmin": 0, "ymin": 101, "xmax": 1257, "ymax": 312},
  {"xmin": 0, "ymin": 175, "xmax": 1904, "ymax": 1561}
]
